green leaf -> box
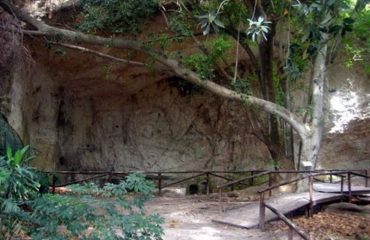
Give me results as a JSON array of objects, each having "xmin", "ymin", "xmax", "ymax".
[{"xmin": 6, "ymin": 146, "xmax": 12, "ymax": 162}]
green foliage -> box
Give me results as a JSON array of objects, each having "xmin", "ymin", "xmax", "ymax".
[
  {"xmin": 284, "ymin": 42, "xmax": 310, "ymax": 81},
  {"xmin": 342, "ymin": 8, "xmax": 370, "ymax": 73},
  {"xmin": 0, "ymin": 146, "xmax": 39, "ymax": 200},
  {"xmin": 197, "ymin": 11, "xmax": 225, "ymax": 35},
  {"xmin": 78, "ymin": 0, "xmax": 159, "ymax": 34},
  {"xmin": 29, "ymin": 174, "xmax": 163, "ymax": 240},
  {"xmin": 221, "ymin": 1, "xmax": 249, "ymax": 27},
  {"xmin": 0, "ymin": 114, "xmax": 23, "ymax": 156},
  {"xmin": 0, "ymin": 146, "xmax": 40, "ymax": 238},
  {"xmin": 230, "ymin": 78, "xmax": 250, "ymax": 94},
  {"xmin": 185, "ymin": 54, "xmax": 215, "ymax": 80},
  {"xmin": 0, "ymin": 147, "xmax": 164, "ymax": 240},
  {"xmin": 184, "ymin": 36, "xmax": 232, "ymax": 80},
  {"xmin": 196, "ymin": 0, "xmax": 229, "ymax": 35},
  {"xmin": 207, "ymin": 36, "xmax": 232, "ymax": 59},
  {"xmin": 168, "ymin": 13, "xmax": 194, "ymax": 37}
]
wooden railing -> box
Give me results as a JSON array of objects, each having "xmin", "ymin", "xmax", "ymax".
[
  {"xmin": 257, "ymin": 170, "xmax": 370, "ymax": 240},
  {"xmin": 46, "ymin": 169, "xmax": 369, "ymax": 197},
  {"xmin": 45, "ymin": 170, "xmax": 268, "ymax": 195}
]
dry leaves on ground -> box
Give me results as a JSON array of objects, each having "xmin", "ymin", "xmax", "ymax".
[{"xmin": 271, "ymin": 212, "xmax": 370, "ymax": 240}]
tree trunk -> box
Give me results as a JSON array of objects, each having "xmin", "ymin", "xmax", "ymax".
[
  {"xmin": 296, "ymin": 34, "xmax": 328, "ymax": 192},
  {"xmin": 302, "ymin": 34, "xmax": 328, "ymax": 169},
  {"xmin": 258, "ymin": 20, "xmax": 282, "ymax": 162}
]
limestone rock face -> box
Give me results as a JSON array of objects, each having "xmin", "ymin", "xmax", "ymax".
[
  {"xmin": 319, "ymin": 118, "xmax": 370, "ymax": 169},
  {"xmin": 318, "ymin": 60, "xmax": 370, "ymax": 169},
  {"xmin": 4, "ymin": 41, "xmax": 370, "ymax": 172},
  {"xmin": 24, "ymin": 66, "xmax": 272, "ymax": 171},
  {"xmin": 2, "ymin": 38, "xmax": 270, "ymax": 172}
]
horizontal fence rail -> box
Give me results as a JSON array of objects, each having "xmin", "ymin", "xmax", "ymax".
[{"xmin": 44, "ymin": 169, "xmax": 369, "ymax": 196}]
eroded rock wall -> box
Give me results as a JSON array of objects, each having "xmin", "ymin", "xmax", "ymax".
[
  {"xmin": 5, "ymin": 49, "xmax": 369, "ymax": 172},
  {"xmin": 52, "ymin": 80, "xmax": 272, "ymax": 171},
  {"xmin": 318, "ymin": 60, "xmax": 370, "ymax": 169}
]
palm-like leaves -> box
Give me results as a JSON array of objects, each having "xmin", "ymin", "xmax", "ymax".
[
  {"xmin": 197, "ymin": 11, "xmax": 225, "ymax": 35},
  {"xmin": 246, "ymin": 16, "xmax": 271, "ymax": 42},
  {"xmin": 0, "ymin": 146, "xmax": 39, "ymax": 200}
]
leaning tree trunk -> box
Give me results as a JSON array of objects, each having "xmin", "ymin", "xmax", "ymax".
[
  {"xmin": 296, "ymin": 34, "xmax": 328, "ymax": 192},
  {"xmin": 302, "ymin": 34, "xmax": 328, "ymax": 170}
]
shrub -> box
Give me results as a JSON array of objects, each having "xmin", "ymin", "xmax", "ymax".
[{"xmin": 0, "ymin": 146, "xmax": 164, "ymax": 240}]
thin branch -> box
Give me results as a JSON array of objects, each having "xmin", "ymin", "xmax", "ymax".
[
  {"xmin": 226, "ymin": 28, "xmax": 260, "ymax": 73},
  {"xmin": 232, "ymin": 20, "xmax": 241, "ymax": 84},
  {"xmin": 51, "ymin": 42, "xmax": 146, "ymax": 66},
  {"xmin": 160, "ymin": 9, "xmax": 170, "ymax": 27}
]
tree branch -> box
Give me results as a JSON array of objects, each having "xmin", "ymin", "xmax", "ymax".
[
  {"xmin": 51, "ymin": 42, "xmax": 146, "ymax": 66},
  {"xmin": 226, "ymin": 28, "xmax": 260, "ymax": 73}
]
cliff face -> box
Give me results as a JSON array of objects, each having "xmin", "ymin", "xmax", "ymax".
[
  {"xmin": 53, "ymin": 80, "xmax": 272, "ymax": 171},
  {"xmin": 318, "ymin": 60, "xmax": 370, "ymax": 169},
  {"xmin": 9, "ymin": 40, "xmax": 272, "ymax": 171}
]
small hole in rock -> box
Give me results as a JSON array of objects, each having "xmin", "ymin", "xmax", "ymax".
[{"xmin": 187, "ymin": 184, "xmax": 199, "ymax": 195}]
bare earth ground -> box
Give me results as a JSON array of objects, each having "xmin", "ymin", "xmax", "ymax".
[{"xmin": 145, "ymin": 195, "xmax": 274, "ymax": 240}]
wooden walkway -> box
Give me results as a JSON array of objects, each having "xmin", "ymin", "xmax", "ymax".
[
  {"xmin": 314, "ymin": 182, "xmax": 370, "ymax": 193},
  {"xmin": 212, "ymin": 183, "xmax": 370, "ymax": 229}
]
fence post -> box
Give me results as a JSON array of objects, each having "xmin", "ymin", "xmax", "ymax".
[
  {"xmin": 365, "ymin": 169, "xmax": 368, "ymax": 188},
  {"xmin": 347, "ymin": 172, "xmax": 351, "ymax": 202},
  {"xmin": 52, "ymin": 174, "xmax": 56, "ymax": 194},
  {"xmin": 206, "ymin": 172, "xmax": 210, "ymax": 195},
  {"xmin": 288, "ymin": 227, "xmax": 294, "ymax": 240},
  {"xmin": 329, "ymin": 170, "xmax": 333, "ymax": 183},
  {"xmin": 340, "ymin": 175, "xmax": 344, "ymax": 194},
  {"xmin": 219, "ymin": 188, "xmax": 223, "ymax": 213},
  {"xmin": 158, "ymin": 173, "xmax": 162, "ymax": 196},
  {"xmin": 268, "ymin": 172, "xmax": 272, "ymax": 197},
  {"xmin": 308, "ymin": 174, "xmax": 313, "ymax": 217},
  {"xmin": 107, "ymin": 171, "xmax": 113, "ymax": 183},
  {"xmin": 259, "ymin": 192, "xmax": 266, "ymax": 230},
  {"xmin": 250, "ymin": 171, "xmax": 254, "ymax": 186}
]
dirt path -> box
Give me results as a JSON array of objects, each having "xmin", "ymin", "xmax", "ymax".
[{"xmin": 146, "ymin": 196, "xmax": 273, "ymax": 240}]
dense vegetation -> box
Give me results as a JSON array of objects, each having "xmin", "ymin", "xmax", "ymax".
[{"xmin": 0, "ymin": 146, "xmax": 163, "ymax": 240}]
